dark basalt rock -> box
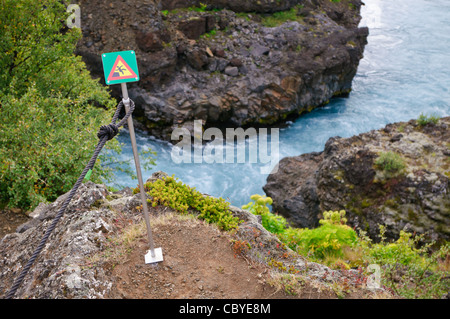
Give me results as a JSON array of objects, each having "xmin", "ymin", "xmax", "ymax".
[
  {"xmin": 76, "ymin": 0, "xmax": 368, "ymax": 141},
  {"xmin": 264, "ymin": 117, "xmax": 450, "ymax": 243}
]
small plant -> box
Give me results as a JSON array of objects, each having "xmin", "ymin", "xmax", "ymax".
[
  {"xmin": 231, "ymin": 239, "xmax": 251, "ymax": 258},
  {"xmin": 417, "ymin": 113, "xmax": 440, "ymax": 126},
  {"xmin": 146, "ymin": 175, "xmax": 241, "ymax": 231},
  {"xmin": 375, "ymin": 151, "xmax": 406, "ymax": 176},
  {"xmin": 271, "ymin": 210, "xmax": 358, "ymax": 263},
  {"xmin": 290, "ymin": 213, "xmax": 358, "ymax": 261},
  {"xmin": 242, "ymin": 194, "xmax": 287, "ymax": 234},
  {"xmin": 254, "ymin": 4, "xmax": 304, "ymax": 27},
  {"xmin": 268, "ymin": 258, "xmax": 287, "ymax": 272},
  {"xmin": 267, "ymin": 273, "xmax": 306, "ymax": 296},
  {"xmin": 320, "ymin": 210, "xmax": 348, "ymax": 226},
  {"xmin": 200, "ymin": 28, "xmax": 217, "ymax": 39},
  {"xmin": 188, "ymin": 2, "xmax": 208, "ymax": 12}
]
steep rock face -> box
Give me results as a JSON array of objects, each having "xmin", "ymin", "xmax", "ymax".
[
  {"xmin": 76, "ymin": 0, "xmax": 368, "ymax": 141},
  {"xmin": 264, "ymin": 117, "xmax": 450, "ymax": 243}
]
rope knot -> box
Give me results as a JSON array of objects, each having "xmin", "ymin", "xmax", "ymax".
[{"xmin": 97, "ymin": 123, "xmax": 119, "ymax": 141}]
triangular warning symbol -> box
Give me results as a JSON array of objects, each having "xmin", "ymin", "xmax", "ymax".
[{"xmin": 107, "ymin": 55, "xmax": 138, "ymax": 82}]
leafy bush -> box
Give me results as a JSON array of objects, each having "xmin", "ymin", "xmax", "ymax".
[
  {"xmin": 358, "ymin": 226, "xmax": 449, "ymax": 299},
  {"xmin": 0, "ymin": 87, "xmax": 114, "ymax": 209},
  {"xmin": 146, "ymin": 176, "xmax": 241, "ymax": 231},
  {"xmin": 242, "ymin": 194, "xmax": 288, "ymax": 234},
  {"xmin": 0, "ymin": 0, "xmax": 113, "ymax": 209},
  {"xmin": 0, "ymin": 0, "xmax": 155, "ymax": 209},
  {"xmin": 243, "ymin": 194, "xmax": 449, "ymax": 298},
  {"xmin": 0, "ymin": 0, "xmax": 111, "ymax": 100},
  {"xmin": 242, "ymin": 196, "xmax": 358, "ymax": 260},
  {"xmin": 417, "ymin": 113, "xmax": 440, "ymax": 126},
  {"xmin": 375, "ymin": 151, "xmax": 406, "ymax": 175},
  {"xmin": 281, "ymin": 210, "xmax": 358, "ymax": 260}
]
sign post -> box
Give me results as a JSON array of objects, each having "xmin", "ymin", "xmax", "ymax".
[{"xmin": 102, "ymin": 50, "xmax": 163, "ymax": 264}]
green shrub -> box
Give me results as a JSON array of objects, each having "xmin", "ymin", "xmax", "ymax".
[
  {"xmin": 242, "ymin": 194, "xmax": 288, "ymax": 234},
  {"xmin": 293, "ymin": 223, "xmax": 357, "ymax": 260},
  {"xmin": 281, "ymin": 210, "xmax": 358, "ymax": 260},
  {"xmin": 146, "ymin": 176, "xmax": 241, "ymax": 231},
  {"xmin": 242, "ymin": 196, "xmax": 358, "ymax": 261},
  {"xmin": 0, "ymin": 0, "xmax": 155, "ymax": 209},
  {"xmin": 243, "ymin": 193, "xmax": 449, "ymax": 298},
  {"xmin": 358, "ymin": 226, "xmax": 450, "ymax": 299},
  {"xmin": 417, "ymin": 113, "xmax": 440, "ymax": 126},
  {"xmin": 260, "ymin": 6, "xmax": 304, "ymax": 27},
  {"xmin": 375, "ymin": 151, "xmax": 406, "ymax": 175},
  {"xmin": 0, "ymin": 87, "xmax": 115, "ymax": 209},
  {"xmin": 0, "ymin": 0, "xmax": 113, "ymax": 209}
]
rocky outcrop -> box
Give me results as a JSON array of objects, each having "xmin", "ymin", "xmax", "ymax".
[
  {"xmin": 1, "ymin": 172, "xmax": 376, "ymax": 299},
  {"xmin": 76, "ymin": 0, "xmax": 368, "ymax": 141},
  {"xmin": 264, "ymin": 117, "xmax": 450, "ymax": 243},
  {"xmin": 0, "ymin": 182, "xmax": 116, "ymax": 299}
]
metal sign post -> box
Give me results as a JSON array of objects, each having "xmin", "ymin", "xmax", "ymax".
[{"xmin": 102, "ymin": 51, "xmax": 163, "ymax": 264}]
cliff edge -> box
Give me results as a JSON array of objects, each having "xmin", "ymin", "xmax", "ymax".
[{"xmin": 1, "ymin": 172, "xmax": 386, "ymax": 299}]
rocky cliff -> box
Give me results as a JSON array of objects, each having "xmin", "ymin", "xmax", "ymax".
[
  {"xmin": 264, "ymin": 117, "xmax": 450, "ymax": 243},
  {"xmin": 76, "ymin": 0, "xmax": 368, "ymax": 140}
]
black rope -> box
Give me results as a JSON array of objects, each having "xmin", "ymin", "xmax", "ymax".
[{"xmin": 4, "ymin": 99, "xmax": 135, "ymax": 299}]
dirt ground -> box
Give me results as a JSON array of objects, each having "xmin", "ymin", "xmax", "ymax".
[
  {"xmin": 0, "ymin": 209, "xmax": 30, "ymax": 239},
  {"xmin": 104, "ymin": 212, "xmax": 339, "ymax": 299}
]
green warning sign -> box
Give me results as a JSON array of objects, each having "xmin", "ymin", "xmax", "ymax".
[{"xmin": 101, "ymin": 50, "xmax": 140, "ymax": 85}]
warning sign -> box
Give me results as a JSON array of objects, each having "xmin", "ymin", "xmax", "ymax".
[
  {"xmin": 107, "ymin": 56, "xmax": 137, "ymax": 82},
  {"xmin": 101, "ymin": 50, "xmax": 140, "ymax": 85}
]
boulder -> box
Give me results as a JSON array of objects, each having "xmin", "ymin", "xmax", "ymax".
[
  {"xmin": 177, "ymin": 17, "xmax": 207, "ymax": 40},
  {"xmin": 135, "ymin": 31, "xmax": 161, "ymax": 52},
  {"xmin": 224, "ymin": 66, "xmax": 239, "ymax": 77}
]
